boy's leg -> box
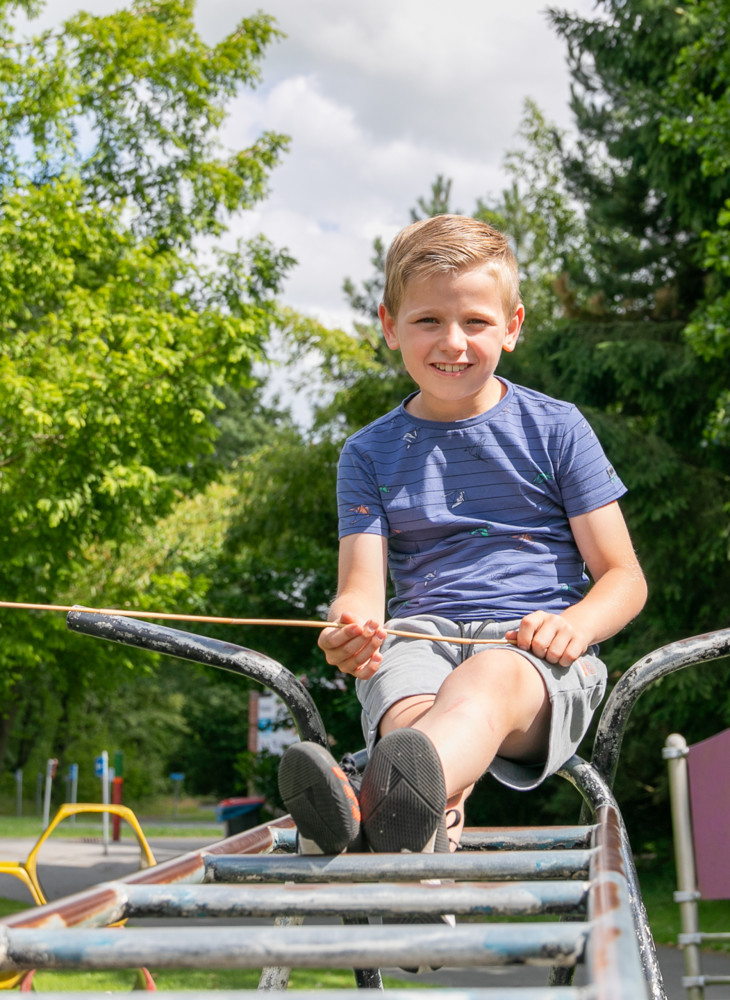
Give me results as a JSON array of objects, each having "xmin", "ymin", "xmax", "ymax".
[{"xmin": 375, "ymin": 648, "xmax": 551, "ymax": 829}]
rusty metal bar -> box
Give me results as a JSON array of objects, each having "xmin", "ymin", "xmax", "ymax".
[
  {"xmin": 40, "ymin": 880, "xmax": 587, "ymax": 925},
  {"xmin": 557, "ymin": 757, "xmax": 663, "ymax": 1000},
  {"xmin": 203, "ymin": 850, "xmax": 593, "ymax": 884},
  {"xmin": 65, "ymin": 610, "xmax": 327, "ymax": 747},
  {"xmin": 0, "ymin": 819, "xmax": 293, "ymax": 931},
  {"xmin": 583, "ymin": 803, "xmax": 649, "ymax": 1000},
  {"xmin": 459, "ymin": 827, "xmax": 593, "ymax": 852},
  {"xmin": 43, "ymin": 609, "xmax": 692, "ymax": 998},
  {"xmin": 0, "ymin": 923, "xmax": 589, "ymax": 973}
]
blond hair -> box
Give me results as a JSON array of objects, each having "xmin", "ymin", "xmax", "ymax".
[{"xmin": 382, "ymin": 215, "xmax": 521, "ymax": 319}]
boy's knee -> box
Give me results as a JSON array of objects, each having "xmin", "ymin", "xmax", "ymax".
[
  {"xmin": 449, "ymin": 650, "xmax": 550, "ymax": 727},
  {"xmin": 379, "ymin": 693, "xmax": 436, "ymax": 737}
]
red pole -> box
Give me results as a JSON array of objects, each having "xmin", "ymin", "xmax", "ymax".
[{"xmin": 112, "ymin": 776, "xmax": 123, "ymax": 841}]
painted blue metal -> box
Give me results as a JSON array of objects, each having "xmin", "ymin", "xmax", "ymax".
[
  {"xmin": 203, "ymin": 851, "xmax": 593, "ymax": 884},
  {"xmin": 31, "ymin": 613, "xmax": 730, "ymax": 999},
  {"xmin": 39, "ymin": 879, "xmax": 586, "ymax": 924},
  {"xmin": 0, "ymin": 924, "xmax": 589, "ymax": 972}
]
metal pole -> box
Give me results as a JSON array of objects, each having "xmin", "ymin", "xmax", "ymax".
[
  {"xmin": 101, "ymin": 751, "xmax": 109, "ymax": 855},
  {"xmin": 664, "ymin": 734, "xmax": 704, "ymax": 1000},
  {"xmin": 42, "ymin": 759, "xmax": 57, "ymax": 829}
]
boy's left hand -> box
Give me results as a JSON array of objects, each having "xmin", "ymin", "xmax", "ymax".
[{"xmin": 504, "ymin": 611, "xmax": 589, "ymax": 668}]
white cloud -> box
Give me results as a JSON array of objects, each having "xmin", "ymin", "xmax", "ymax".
[{"xmin": 14, "ymin": 0, "xmax": 596, "ymax": 329}]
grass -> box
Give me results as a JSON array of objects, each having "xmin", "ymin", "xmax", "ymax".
[
  {"xmin": 13, "ymin": 969, "xmax": 429, "ymax": 991},
  {"xmin": 0, "ymin": 796, "xmax": 224, "ymax": 840},
  {"xmin": 636, "ymin": 855, "xmax": 730, "ymax": 951}
]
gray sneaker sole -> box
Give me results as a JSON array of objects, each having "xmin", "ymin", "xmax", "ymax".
[
  {"xmin": 360, "ymin": 729, "xmax": 447, "ymax": 853},
  {"xmin": 278, "ymin": 742, "xmax": 361, "ymax": 854}
]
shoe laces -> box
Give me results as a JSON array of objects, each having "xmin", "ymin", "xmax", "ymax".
[{"xmin": 339, "ymin": 753, "xmax": 363, "ymax": 794}]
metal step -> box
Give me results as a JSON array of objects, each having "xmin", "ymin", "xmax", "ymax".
[{"xmin": 15, "ymin": 610, "xmax": 723, "ymax": 999}]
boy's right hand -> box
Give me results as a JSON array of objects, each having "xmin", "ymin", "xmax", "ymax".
[{"xmin": 318, "ymin": 612, "xmax": 387, "ymax": 680}]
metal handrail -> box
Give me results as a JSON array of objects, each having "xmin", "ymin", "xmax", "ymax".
[
  {"xmin": 590, "ymin": 627, "xmax": 730, "ymax": 789},
  {"xmin": 66, "ymin": 609, "xmax": 327, "ymax": 746}
]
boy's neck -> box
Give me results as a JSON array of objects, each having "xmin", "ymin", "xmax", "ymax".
[{"xmin": 405, "ymin": 375, "xmax": 507, "ymax": 422}]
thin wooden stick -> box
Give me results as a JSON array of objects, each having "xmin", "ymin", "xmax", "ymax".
[{"xmin": 0, "ymin": 601, "xmax": 514, "ymax": 647}]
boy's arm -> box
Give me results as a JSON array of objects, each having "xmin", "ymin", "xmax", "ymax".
[
  {"xmin": 507, "ymin": 501, "xmax": 647, "ymax": 668},
  {"xmin": 317, "ymin": 532, "xmax": 389, "ymax": 680}
]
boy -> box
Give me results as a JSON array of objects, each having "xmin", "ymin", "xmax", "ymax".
[{"xmin": 278, "ymin": 214, "xmax": 646, "ymax": 857}]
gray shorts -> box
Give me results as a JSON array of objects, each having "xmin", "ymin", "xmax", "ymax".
[{"xmin": 356, "ymin": 614, "xmax": 607, "ymax": 791}]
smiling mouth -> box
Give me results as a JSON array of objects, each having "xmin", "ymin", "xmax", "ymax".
[{"xmin": 432, "ymin": 363, "xmax": 470, "ymax": 373}]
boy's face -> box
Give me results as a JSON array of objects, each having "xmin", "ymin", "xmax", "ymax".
[{"xmin": 379, "ymin": 265, "xmax": 524, "ymax": 422}]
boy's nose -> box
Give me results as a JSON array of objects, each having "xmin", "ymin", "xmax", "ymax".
[{"xmin": 441, "ymin": 322, "xmax": 468, "ymax": 351}]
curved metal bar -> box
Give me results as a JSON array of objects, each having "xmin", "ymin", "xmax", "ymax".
[
  {"xmin": 66, "ymin": 609, "xmax": 327, "ymax": 746},
  {"xmin": 559, "ymin": 756, "xmax": 665, "ymax": 1000},
  {"xmin": 590, "ymin": 627, "xmax": 730, "ymax": 790}
]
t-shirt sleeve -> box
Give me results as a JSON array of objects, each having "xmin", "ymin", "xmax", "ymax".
[
  {"xmin": 558, "ymin": 406, "xmax": 627, "ymax": 516},
  {"xmin": 337, "ymin": 438, "xmax": 389, "ymax": 538}
]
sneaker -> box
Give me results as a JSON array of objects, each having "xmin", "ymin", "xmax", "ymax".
[
  {"xmin": 278, "ymin": 742, "xmax": 361, "ymax": 855},
  {"xmin": 361, "ymin": 729, "xmax": 453, "ymax": 974},
  {"xmin": 360, "ymin": 728, "xmax": 447, "ymax": 854}
]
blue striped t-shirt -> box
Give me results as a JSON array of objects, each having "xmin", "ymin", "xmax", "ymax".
[{"xmin": 337, "ymin": 379, "xmax": 626, "ymax": 621}]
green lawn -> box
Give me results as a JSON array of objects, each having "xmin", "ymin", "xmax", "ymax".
[
  {"xmin": 11, "ymin": 969, "xmax": 428, "ymax": 992},
  {"xmin": 636, "ymin": 856, "xmax": 730, "ymax": 951},
  {"xmin": 0, "ymin": 803, "xmax": 223, "ymax": 840}
]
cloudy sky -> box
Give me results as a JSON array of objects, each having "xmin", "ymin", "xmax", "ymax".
[{"xmin": 23, "ymin": 0, "xmax": 594, "ymax": 332}]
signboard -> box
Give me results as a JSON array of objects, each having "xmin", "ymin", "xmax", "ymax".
[{"xmin": 256, "ymin": 692, "xmax": 297, "ymax": 755}]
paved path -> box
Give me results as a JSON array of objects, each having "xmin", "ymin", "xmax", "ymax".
[{"xmin": 0, "ymin": 835, "xmax": 728, "ymax": 997}]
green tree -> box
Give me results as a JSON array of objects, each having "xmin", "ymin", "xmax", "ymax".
[
  {"xmin": 549, "ymin": 0, "xmax": 730, "ymax": 315},
  {"xmin": 0, "ymin": 0, "xmax": 292, "ymax": 774},
  {"xmin": 476, "ymin": 100, "xmax": 587, "ymax": 333},
  {"xmin": 658, "ymin": 0, "xmax": 730, "ymax": 444},
  {"xmin": 496, "ymin": 0, "xmax": 730, "ymax": 841}
]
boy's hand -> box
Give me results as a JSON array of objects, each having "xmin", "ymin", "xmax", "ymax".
[
  {"xmin": 318, "ymin": 612, "xmax": 387, "ymax": 680},
  {"xmin": 504, "ymin": 611, "xmax": 590, "ymax": 668}
]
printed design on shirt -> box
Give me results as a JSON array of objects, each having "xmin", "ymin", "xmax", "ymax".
[
  {"xmin": 512, "ymin": 532, "xmax": 533, "ymax": 549},
  {"xmin": 348, "ymin": 504, "xmax": 370, "ymax": 515},
  {"xmin": 423, "ymin": 570, "xmax": 438, "ymax": 586},
  {"xmin": 470, "ymin": 525, "xmax": 490, "ymax": 537},
  {"xmin": 606, "ymin": 465, "xmax": 617, "ymax": 481},
  {"xmin": 465, "ymin": 444, "xmax": 490, "ymax": 463},
  {"xmin": 445, "ymin": 489, "xmax": 466, "ymax": 509},
  {"xmin": 379, "ymin": 485, "xmax": 391, "ymax": 495},
  {"xmin": 532, "ymin": 469, "xmax": 554, "ymax": 486},
  {"xmin": 403, "ymin": 429, "xmax": 419, "ymax": 449}
]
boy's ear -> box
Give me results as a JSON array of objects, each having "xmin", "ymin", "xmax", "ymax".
[
  {"xmin": 379, "ymin": 303, "xmax": 399, "ymax": 349},
  {"xmin": 501, "ymin": 304, "xmax": 525, "ymax": 354}
]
